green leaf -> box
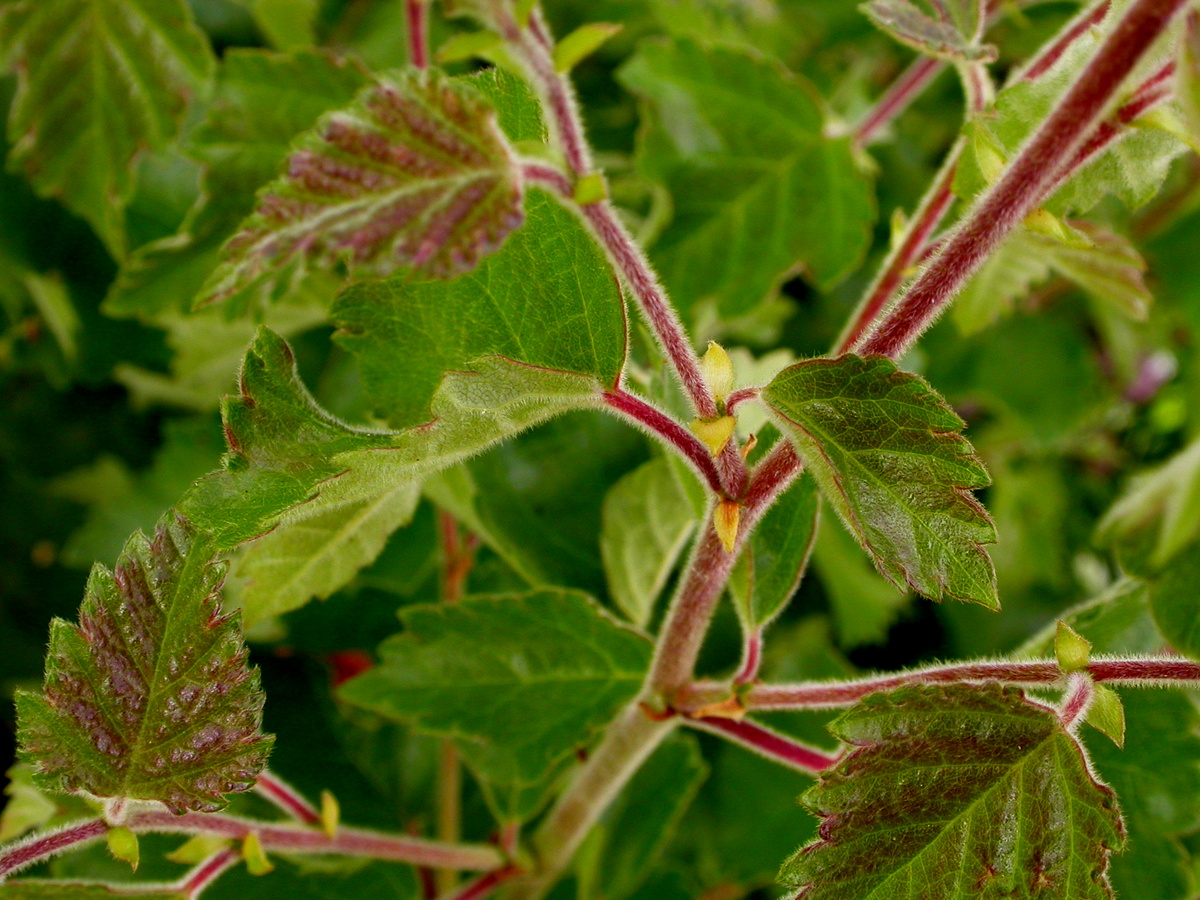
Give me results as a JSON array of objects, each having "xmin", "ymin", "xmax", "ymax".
[
  {"xmin": 730, "ymin": 470, "xmax": 819, "ymax": 634},
  {"xmin": 1017, "ymin": 578, "xmax": 1163, "ymax": 659},
  {"xmin": 0, "ymin": 764, "xmax": 57, "ymax": 843},
  {"xmin": 465, "ymin": 67, "xmax": 547, "ymax": 145},
  {"xmin": 232, "ymin": 482, "xmax": 422, "ymax": 627},
  {"xmin": 601, "ymin": 457, "xmax": 702, "ymax": 627},
  {"xmin": 243, "ymin": 0, "xmax": 319, "ymax": 50},
  {"xmin": 333, "ymin": 191, "xmax": 627, "ymax": 427},
  {"xmin": 105, "ymin": 49, "xmax": 371, "ymax": 319},
  {"xmin": 862, "ymin": 0, "xmax": 992, "ymax": 63},
  {"xmin": 0, "ymin": 0, "xmax": 215, "ymax": 258},
  {"xmin": 1148, "ymin": 540, "xmax": 1200, "ymax": 659},
  {"xmin": 764, "ymin": 354, "xmax": 998, "ymax": 608},
  {"xmin": 338, "ymin": 590, "xmax": 651, "ymax": 804},
  {"xmin": 178, "ymin": 327, "xmax": 610, "ymax": 549},
  {"xmin": 781, "ymin": 684, "xmax": 1125, "ymax": 899},
  {"xmin": 0, "ymin": 885, "xmax": 182, "ymax": 899},
  {"xmin": 16, "ymin": 512, "xmax": 273, "ymax": 813},
  {"xmin": 200, "ymin": 67, "xmax": 526, "ymax": 311},
  {"xmin": 553, "ymin": 23, "xmax": 623, "ymax": 73},
  {"xmin": 578, "ymin": 734, "xmax": 708, "ymax": 900},
  {"xmin": 617, "ymin": 39, "xmax": 874, "ymax": 315},
  {"xmin": 1097, "ymin": 435, "xmax": 1200, "ymax": 572},
  {"xmin": 1088, "ymin": 691, "xmax": 1200, "ymax": 900}
]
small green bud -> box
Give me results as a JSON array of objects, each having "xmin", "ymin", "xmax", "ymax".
[
  {"xmin": 106, "ymin": 826, "xmax": 139, "ymax": 871},
  {"xmin": 1055, "ymin": 620, "xmax": 1091, "ymax": 673}
]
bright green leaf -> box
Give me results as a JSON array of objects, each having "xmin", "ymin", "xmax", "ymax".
[
  {"xmin": 338, "ymin": 590, "xmax": 651, "ymax": 804},
  {"xmin": 0, "ymin": 764, "xmax": 57, "ymax": 843},
  {"xmin": 729, "ymin": 471, "xmax": 819, "ymax": 634},
  {"xmin": 764, "ymin": 355, "xmax": 998, "ymax": 608},
  {"xmin": 0, "ymin": 0, "xmax": 215, "ymax": 258},
  {"xmin": 781, "ymin": 684, "xmax": 1125, "ymax": 899},
  {"xmin": 617, "ymin": 39, "xmax": 874, "ymax": 315},
  {"xmin": 246, "ymin": 0, "xmax": 319, "ymax": 50},
  {"xmin": 200, "ymin": 68, "xmax": 526, "ymax": 312},
  {"xmin": 16, "ymin": 512, "xmax": 273, "ymax": 813},
  {"xmin": 333, "ymin": 191, "xmax": 626, "ymax": 427},
  {"xmin": 553, "ymin": 23, "xmax": 622, "ymax": 72},
  {"xmin": 601, "ymin": 457, "xmax": 701, "ymax": 627},
  {"xmin": 1086, "ymin": 683, "xmax": 1125, "ymax": 747}
]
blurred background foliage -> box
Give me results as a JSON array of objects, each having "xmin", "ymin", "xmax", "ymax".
[{"xmin": 3, "ymin": 0, "xmax": 1200, "ymax": 897}]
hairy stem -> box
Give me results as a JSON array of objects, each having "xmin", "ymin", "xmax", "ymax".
[
  {"xmin": 253, "ymin": 771, "xmax": 320, "ymax": 826},
  {"xmin": 125, "ymin": 810, "xmax": 504, "ymax": 871},
  {"xmin": 181, "ymin": 848, "xmax": 241, "ymax": 899},
  {"xmin": 1058, "ymin": 672, "xmax": 1095, "ymax": 730},
  {"xmin": 1018, "ymin": 0, "xmax": 1112, "ymax": 82},
  {"xmin": 678, "ymin": 656, "xmax": 1200, "ymax": 712},
  {"xmin": 440, "ymin": 864, "xmax": 524, "ymax": 900},
  {"xmin": 0, "ymin": 818, "xmax": 107, "ymax": 883},
  {"xmin": 855, "ymin": 0, "xmax": 1192, "ymax": 359},
  {"xmin": 685, "ymin": 716, "xmax": 840, "ymax": 774},
  {"xmin": 603, "ymin": 389, "xmax": 724, "ymax": 495}
]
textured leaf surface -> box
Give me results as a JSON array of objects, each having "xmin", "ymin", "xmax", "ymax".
[
  {"xmin": 105, "ymin": 48, "xmax": 371, "ymax": 318},
  {"xmin": 177, "ymin": 328, "xmax": 610, "ymax": 550},
  {"xmin": 618, "ymin": 39, "xmax": 873, "ymax": 315},
  {"xmin": 338, "ymin": 590, "xmax": 651, "ymax": 791},
  {"xmin": 0, "ymin": 0, "xmax": 214, "ymax": 257},
  {"xmin": 764, "ymin": 355, "xmax": 997, "ymax": 607},
  {"xmin": 201, "ymin": 67, "xmax": 525, "ymax": 309},
  {"xmin": 782, "ymin": 684, "xmax": 1124, "ymax": 899},
  {"xmin": 232, "ymin": 482, "xmax": 421, "ymax": 627},
  {"xmin": 333, "ymin": 191, "xmax": 626, "ymax": 427},
  {"xmin": 730, "ymin": 470, "xmax": 819, "ymax": 633},
  {"xmin": 16, "ymin": 513, "xmax": 272, "ymax": 813},
  {"xmin": 601, "ymin": 457, "xmax": 702, "ymax": 627},
  {"xmin": 863, "ymin": 0, "xmax": 989, "ymax": 62}
]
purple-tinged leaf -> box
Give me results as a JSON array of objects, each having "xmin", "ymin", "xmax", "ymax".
[
  {"xmin": 199, "ymin": 68, "xmax": 525, "ymax": 311},
  {"xmin": 782, "ymin": 684, "xmax": 1124, "ymax": 900},
  {"xmin": 16, "ymin": 513, "xmax": 272, "ymax": 814}
]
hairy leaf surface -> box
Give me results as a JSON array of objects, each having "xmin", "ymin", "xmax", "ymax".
[
  {"xmin": 16, "ymin": 513, "xmax": 272, "ymax": 813},
  {"xmin": 201, "ymin": 67, "xmax": 525, "ymax": 309},
  {"xmin": 601, "ymin": 457, "xmax": 702, "ymax": 627},
  {"xmin": 338, "ymin": 590, "xmax": 651, "ymax": 794},
  {"xmin": 618, "ymin": 39, "xmax": 873, "ymax": 315},
  {"xmin": 782, "ymin": 684, "xmax": 1124, "ymax": 899},
  {"xmin": 0, "ymin": 0, "xmax": 215, "ymax": 257},
  {"xmin": 333, "ymin": 191, "xmax": 626, "ymax": 427},
  {"xmin": 764, "ymin": 355, "xmax": 997, "ymax": 607}
]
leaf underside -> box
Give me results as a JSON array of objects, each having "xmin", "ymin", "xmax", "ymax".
[
  {"xmin": 16, "ymin": 513, "xmax": 272, "ymax": 813},
  {"xmin": 201, "ymin": 67, "xmax": 525, "ymax": 309},
  {"xmin": 782, "ymin": 684, "xmax": 1124, "ymax": 900},
  {"xmin": 764, "ymin": 354, "xmax": 998, "ymax": 608}
]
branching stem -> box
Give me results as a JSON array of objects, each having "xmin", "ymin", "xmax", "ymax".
[
  {"xmin": 854, "ymin": 57, "xmax": 945, "ymax": 147},
  {"xmin": 685, "ymin": 716, "xmax": 840, "ymax": 774},
  {"xmin": 0, "ymin": 818, "xmax": 107, "ymax": 883},
  {"xmin": 254, "ymin": 771, "xmax": 320, "ymax": 826},
  {"xmin": 180, "ymin": 849, "xmax": 241, "ymax": 899},
  {"xmin": 603, "ymin": 389, "xmax": 725, "ymax": 495}
]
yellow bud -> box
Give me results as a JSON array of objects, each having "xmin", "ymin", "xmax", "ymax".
[
  {"xmin": 714, "ymin": 499, "xmax": 740, "ymax": 552},
  {"xmin": 320, "ymin": 790, "xmax": 340, "ymax": 839},
  {"xmin": 106, "ymin": 826, "xmax": 139, "ymax": 871},
  {"xmin": 166, "ymin": 835, "xmax": 232, "ymax": 865},
  {"xmin": 973, "ymin": 129, "xmax": 1007, "ymax": 184},
  {"xmin": 242, "ymin": 832, "xmax": 274, "ymax": 876},
  {"xmin": 573, "ymin": 172, "xmax": 607, "ymax": 206},
  {"xmin": 1055, "ymin": 620, "xmax": 1091, "ymax": 673},
  {"xmin": 690, "ymin": 415, "xmax": 737, "ymax": 457},
  {"xmin": 700, "ymin": 342, "xmax": 735, "ymax": 405}
]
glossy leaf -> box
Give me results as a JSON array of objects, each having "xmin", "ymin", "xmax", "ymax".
[
  {"xmin": 0, "ymin": 0, "xmax": 215, "ymax": 257},
  {"xmin": 332, "ymin": 191, "xmax": 627, "ymax": 428},
  {"xmin": 177, "ymin": 328, "xmax": 611, "ymax": 549},
  {"xmin": 601, "ymin": 457, "xmax": 702, "ymax": 627},
  {"xmin": 338, "ymin": 589, "xmax": 651, "ymax": 795},
  {"xmin": 200, "ymin": 67, "xmax": 525, "ymax": 310},
  {"xmin": 764, "ymin": 355, "xmax": 998, "ymax": 608},
  {"xmin": 781, "ymin": 684, "xmax": 1125, "ymax": 899},
  {"xmin": 617, "ymin": 39, "xmax": 874, "ymax": 315},
  {"xmin": 16, "ymin": 512, "xmax": 272, "ymax": 813},
  {"xmin": 729, "ymin": 470, "xmax": 819, "ymax": 633}
]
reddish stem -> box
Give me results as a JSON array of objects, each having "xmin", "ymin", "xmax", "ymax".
[
  {"xmin": 406, "ymin": 0, "xmax": 430, "ymax": 69},
  {"xmin": 686, "ymin": 716, "xmax": 839, "ymax": 774},
  {"xmin": 1058, "ymin": 672, "xmax": 1094, "ymax": 730},
  {"xmin": 0, "ymin": 818, "xmax": 107, "ymax": 883},
  {"xmin": 440, "ymin": 865, "xmax": 524, "ymax": 900},
  {"xmin": 856, "ymin": 0, "xmax": 1192, "ymax": 360},
  {"xmin": 855, "ymin": 57, "xmax": 946, "ymax": 147},
  {"xmin": 254, "ymin": 771, "xmax": 321, "ymax": 826},
  {"xmin": 1020, "ymin": 0, "xmax": 1113, "ymax": 81},
  {"xmin": 603, "ymin": 389, "xmax": 724, "ymax": 495},
  {"xmin": 126, "ymin": 810, "xmax": 504, "ymax": 871},
  {"xmin": 734, "ymin": 628, "xmax": 763, "ymax": 686},
  {"xmin": 181, "ymin": 849, "xmax": 241, "ymax": 899}
]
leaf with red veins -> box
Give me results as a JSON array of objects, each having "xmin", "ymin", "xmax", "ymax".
[
  {"xmin": 199, "ymin": 68, "xmax": 525, "ymax": 311},
  {"xmin": 763, "ymin": 355, "xmax": 998, "ymax": 608},
  {"xmin": 782, "ymin": 684, "xmax": 1125, "ymax": 900},
  {"xmin": 16, "ymin": 513, "xmax": 272, "ymax": 814}
]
